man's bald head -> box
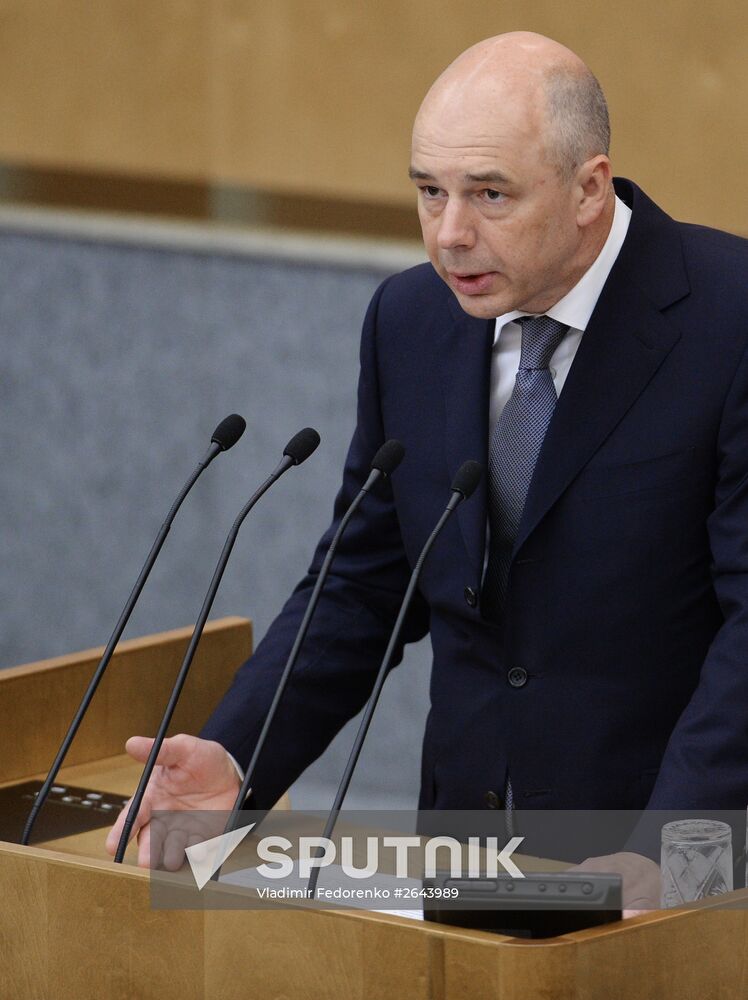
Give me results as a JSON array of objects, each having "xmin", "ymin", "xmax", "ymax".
[{"xmin": 415, "ymin": 32, "xmax": 610, "ymax": 181}]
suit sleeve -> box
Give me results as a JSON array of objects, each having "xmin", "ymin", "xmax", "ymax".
[
  {"xmin": 199, "ymin": 276, "xmax": 430, "ymax": 808},
  {"xmin": 643, "ymin": 337, "xmax": 748, "ymax": 814}
]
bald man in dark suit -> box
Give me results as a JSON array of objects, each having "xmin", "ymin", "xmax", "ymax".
[{"xmin": 109, "ymin": 33, "xmax": 748, "ymax": 915}]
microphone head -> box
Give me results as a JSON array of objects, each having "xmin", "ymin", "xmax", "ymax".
[
  {"xmin": 284, "ymin": 427, "xmax": 321, "ymax": 465},
  {"xmin": 211, "ymin": 414, "xmax": 246, "ymax": 451},
  {"xmin": 371, "ymin": 439, "xmax": 405, "ymax": 477},
  {"xmin": 451, "ymin": 460, "xmax": 483, "ymax": 499}
]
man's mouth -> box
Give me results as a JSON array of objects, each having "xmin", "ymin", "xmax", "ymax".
[{"xmin": 447, "ymin": 271, "xmax": 499, "ymax": 295}]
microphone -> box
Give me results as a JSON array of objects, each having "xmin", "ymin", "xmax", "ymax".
[
  {"xmin": 307, "ymin": 460, "xmax": 482, "ymax": 897},
  {"xmin": 211, "ymin": 414, "xmax": 247, "ymax": 452},
  {"xmin": 21, "ymin": 414, "xmax": 246, "ymax": 846},
  {"xmin": 283, "ymin": 427, "xmax": 321, "ymax": 466},
  {"xmin": 113, "ymin": 427, "xmax": 320, "ymax": 863},
  {"xmin": 217, "ymin": 440, "xmax": 405, "ymax": 856}
]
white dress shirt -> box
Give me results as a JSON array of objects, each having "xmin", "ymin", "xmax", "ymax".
[{"xmin": 489, "ymin": 195, "xmax": 632, "ymax": 428}]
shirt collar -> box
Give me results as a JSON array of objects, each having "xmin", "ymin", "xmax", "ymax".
[{"xmin": 493, "ymin": 194, "xmax": 632, "ymax": 340}]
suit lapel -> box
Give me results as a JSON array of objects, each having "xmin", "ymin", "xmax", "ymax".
[
  {"xmin": 512, "ymin": 274, "xmax": 683, "ymax": 556},
  {"xmin": 512, "ymin": 179, "xmax": 691, "ymax": 557},
  {"xmin": 439, "ymin": 299, "xmax": 494, "ymax": 571}
]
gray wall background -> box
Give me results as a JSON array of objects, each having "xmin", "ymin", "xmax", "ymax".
[{"xmin": 0, "ymin": 215, "xmax": 429, "ymax": 809}]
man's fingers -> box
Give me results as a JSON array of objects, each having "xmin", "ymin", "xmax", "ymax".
[
  {"xmin": 142, "ymin": 817, "xmax": 204, "ymax": 870},
  {"xmin": 106, "ymin": 791, "xmax": 155, "ymax": 861},
  {"xmin": 137, "ymin": 821, "xmax": 154, "ymax": 869},
  {"xmin": 124, "ymin": 735, "xmax": 156, "ymax": 763},
  {"xmin": 125, "ymin": 733, "xmax": 196, "ymax": 767},
  {"xmin": 139, "ymin": 814, "xmax": 172, "ymax": 869},
  {"xmin": 125, "ymin": 734, "xmax": 181, "ymax": 767},
  {"xmin": 571, "ymin": 853, "xmax": 661, "ymax": 918},
  {"xmin": 105, "ymin": 798, "xmax": 141, "ymax": 856},
  {"xmin": 105, "ymin": 808, "xmax": 125, "ymax": 855},
  {"xmin": 162, "ymin": 828, "xmax": 190, "ymax": 872}
]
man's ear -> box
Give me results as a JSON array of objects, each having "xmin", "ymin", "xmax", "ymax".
[{"xmin": 576, "ymin": 156, "xmax": 613, "ymax": 228}]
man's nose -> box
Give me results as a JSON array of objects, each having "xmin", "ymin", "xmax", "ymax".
[{"xmin": 436, "ymin": 199, "xmax": 475, "ymax": 250}]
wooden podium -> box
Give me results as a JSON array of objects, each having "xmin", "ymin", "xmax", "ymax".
[{"xmin": 1, "ymin": 618, "xmax": 747, "ymax": 999}]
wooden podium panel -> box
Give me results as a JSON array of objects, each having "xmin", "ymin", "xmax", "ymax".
[
  {"xmin": 2, "ymin": 837, "xmax": 747, "ymax": 1000},
  {"xmin": 0, "ymin": 618, "xmax": 254, "ymax": 866},
  {"xmin": 0, "ymin": 617, "xmax": 252, "ymax": 786},
  {"xmin": 1, "ymin": 620, "xmax": 748, "ymax": 999}
]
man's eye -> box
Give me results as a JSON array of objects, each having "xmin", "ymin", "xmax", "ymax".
[
  {"xmin": 483, "ymin": 189, "xmax": 504, "ymax": 202},
  {"xmin": 422, "ymin": 186, "xmax": 442, "ymax": 198}
]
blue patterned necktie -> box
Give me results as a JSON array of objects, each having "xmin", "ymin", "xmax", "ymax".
[
  {"xmin": 482, "ymin": 314, "xmax": 569, "ymax": 619},
  {"xmin": 481, "ymin": 314, "xmax": 569, "ymax": 834}
]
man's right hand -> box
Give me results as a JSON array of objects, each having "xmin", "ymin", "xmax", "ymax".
[{"xmin": 105, "ymin": 734, "xmax": 241, "ymax": 870}]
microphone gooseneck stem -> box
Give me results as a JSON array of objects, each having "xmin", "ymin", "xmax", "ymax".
[
  {"xmin": 113, "ymin": 455, "xmax": 294, "ymax": 863},
  {"xmin": 21, "ymin": 442, "xmax": 222, "ymax": 847},
  {"xmin": 308, "ymin": 494, "xmax": 462, "ymax": 898}
]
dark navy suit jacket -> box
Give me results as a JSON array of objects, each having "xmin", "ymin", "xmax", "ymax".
[{"xmin": 201, "ymin": 178, "xmax": 748, "ymax": 833}]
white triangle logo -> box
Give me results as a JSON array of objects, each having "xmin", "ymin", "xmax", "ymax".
[{"xmin": 185, "ymin": 823, "xmax": 255, "ymax": 890}]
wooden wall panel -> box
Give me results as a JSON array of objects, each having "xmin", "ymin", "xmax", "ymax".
[
  {"xmin": 0, "ymin": 0, "xmax": 212, "ymax": 178},
  {"xmin": 0, "ymin": 1, "xmax": 745, "ymax": 231}
]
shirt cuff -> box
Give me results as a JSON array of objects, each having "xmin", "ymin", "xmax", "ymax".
[{"xmin": 225, "ymin": 749, "xmax": 245, "ymax": 783}]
